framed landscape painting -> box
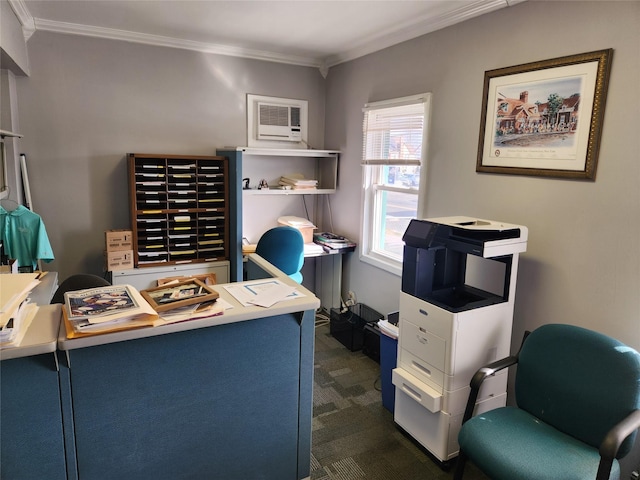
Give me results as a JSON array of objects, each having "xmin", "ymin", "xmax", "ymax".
[{"xmin": 477, "ymin": 49, "xmax": 613, "ymax": 180}]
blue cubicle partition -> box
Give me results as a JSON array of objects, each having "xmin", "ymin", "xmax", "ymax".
[
  {"xmin": 57, "ymin": 256, "xmax": 318, "ymax": 480},
  {"xmin": 58, "ymin": 311, "xmax": 315, "ymax": 479},
  {"xmin": 1, "ymin": 353, "xmax": 67, "ymax": 480}
]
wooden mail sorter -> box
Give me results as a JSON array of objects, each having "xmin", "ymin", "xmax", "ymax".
[{"xmin": 128, "ymin": 153, "xmax": 229, "ymax": 268}]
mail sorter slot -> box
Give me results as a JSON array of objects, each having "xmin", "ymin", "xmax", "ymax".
[
  {"xmin": 392, "ymin": 368, "xmax": 442, "ymax": 413},
  {"xmin": 398, "ymin": 348, "xmax": 445, "ymax": 393},
  {"xmin": 400, "ymin": 291, "xmax": 453, "ymax": 339},
  {"xmin": 399, "ymin": 319, "xmax": 447, "ymax": 372}
]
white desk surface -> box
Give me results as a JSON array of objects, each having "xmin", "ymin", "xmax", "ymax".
[
  {"xmin": 0, "ymin": 304, "xmax": 61, "ymax": 361},
  {"xmin": 58, "ymin": 255, "xmax": 320, "ymax": 351}
]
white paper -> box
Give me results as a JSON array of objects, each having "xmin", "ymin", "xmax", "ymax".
[
  {"xmin": 248, "ymin": 283, "xmax": 298, "ymax": 308},
  {"xmin": 223, "ymin": 279, "xmax": 304, "ymax": 307}
]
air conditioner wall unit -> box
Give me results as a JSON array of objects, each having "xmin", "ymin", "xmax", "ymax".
[
  {"xmin": 247, "ymin": 94, "xmax": 308, "ymax": 148},
  {"xmin": 257, "ymin": 102, "xmax": 302, "ymax": 142}
]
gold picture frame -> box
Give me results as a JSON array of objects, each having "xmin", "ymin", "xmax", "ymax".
[
  {"xmin": 141, "ymin": 278, "xmax": 219, "ymax": 313},
  {"xmin": 477, "ymin": 49, "xmax": 613, "ymax": 180}
]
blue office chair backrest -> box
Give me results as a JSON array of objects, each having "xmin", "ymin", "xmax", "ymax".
[
  {"xmin": 516, "ymin": 323, "xmax": 640, "ymax": 456},
  {"xmin": 256, "ymin": 226, "xmax": 305, "ymax": 283}
]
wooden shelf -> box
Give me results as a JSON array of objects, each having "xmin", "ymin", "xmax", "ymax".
[{"xmin": 128, "ymin": 153, "xmax": 230, "ymax": 268}]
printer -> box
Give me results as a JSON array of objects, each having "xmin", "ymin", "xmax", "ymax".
[{"xmin": 393, "ymin": 216, "xmax": 528, "ymax": 463}]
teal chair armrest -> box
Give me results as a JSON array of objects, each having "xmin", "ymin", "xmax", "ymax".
[
  {"xmin": 596, "ymin": 409, "xmax": 640, "ymax": 480},
  {"xmin": 461, "ymin": 355, "xmax": 519, "ymax": 424},
  {"xmin": 462, "ymin": 331, "xmax": 532, "ymax": 424}
]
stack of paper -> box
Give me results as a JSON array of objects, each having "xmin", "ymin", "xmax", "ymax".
[
  {"xmin": 0, "ymin": 273, "xmax": 41, "ymax": 349},
  {"xmin": 313, "ymin": 232, "xmax": 356, "ymax": 251},
  {"xmin": 63, "ymin": 284, "xmax": 158, "ymax": 338},
  {"xmin": 223, "ymin": 279, "xmax": 304, "ymax": 308},
  {"xmin": 153, "ymin": 297, "xmax": 231, "ymax": 326},
  {"xmin": 279, "ymin": 174, "xmax": 318, "ymax": 190}
]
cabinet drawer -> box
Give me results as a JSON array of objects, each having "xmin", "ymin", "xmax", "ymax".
[
  {"xmin": 399, "ymin": 319, "xmax": 446, "ymax": 372},
  {"xmin": 392, "ymin": 368, "xmax": 442, "ymax": 413},
  {"xmin": 398, "ymin": 347, "xmax": 445, "ymax": 393},
  {"xmin": 399, "ymin": 291, "xmax": 453, "ymax": 339}
]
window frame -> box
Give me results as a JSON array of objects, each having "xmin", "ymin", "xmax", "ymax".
[{"xmin": 359, "ymin": 93, "xmax": 431, "ymax": 276}]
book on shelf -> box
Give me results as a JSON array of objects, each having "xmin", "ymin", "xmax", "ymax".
[{"xmin": 279, "ymin": 174, "xmax": 318, "ymax": 190}]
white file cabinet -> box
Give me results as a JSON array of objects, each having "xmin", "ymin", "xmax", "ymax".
[{"xmin": 109, "ymin": 261, "xmax": 229, "ymax": 291}]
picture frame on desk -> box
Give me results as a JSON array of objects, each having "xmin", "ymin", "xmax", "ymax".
[
  {"xmin": 140, "ymin": 278, "xmax": 219, "ymax": 313},
  {"xmin": 156, "ymin": 273, "xmax": 217, "ymax": 287}
]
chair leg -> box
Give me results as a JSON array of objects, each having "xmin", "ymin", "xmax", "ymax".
[{"xmin": 453, "ymin": 451, "xmax": 468, "ymax": 480}]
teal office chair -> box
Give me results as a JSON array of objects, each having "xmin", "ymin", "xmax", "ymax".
[
  {"xmin": 255, "ymin": 226, "xmax": 304, "ymax": 283},
  {"xmin": 51, "ymin": 273, "xmax": 111, "ymax": 304},
  {"xmin": 454, "ymin": 324, "xmax": 640, "ymax": 480}
]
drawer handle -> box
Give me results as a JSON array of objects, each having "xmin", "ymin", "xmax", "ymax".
[
  {"xmin": 419, "ymin": 309, "xmax": 429, "ymax": 316},
  {"xmin": 412, "ymin": 361, "xmax": 432, "ymax": 377},
  {"xmin": 401, "ymin": 383, "xmax": 422, "ymax": 402}
]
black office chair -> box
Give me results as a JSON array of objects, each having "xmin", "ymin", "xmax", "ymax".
[
  {"xmin": 454, "ymin": 323, "xmax": 640, "ymax": 480},
  {"xmin": 51, "ymin": 273, "xmax": 111, "ymax": 304}
]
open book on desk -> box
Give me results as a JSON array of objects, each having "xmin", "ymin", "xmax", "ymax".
[{"xmin": 63, "ymin": 284, "xmax": 158, "ymax": 338}]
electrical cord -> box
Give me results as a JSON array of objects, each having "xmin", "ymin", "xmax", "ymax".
[
  {"xmin": 315, "ymin": 309, "xmax": 330, "ymax": 328},
  {"xmin": 373, "ymin": 375, "xmax": 382, "ymax": 392}
]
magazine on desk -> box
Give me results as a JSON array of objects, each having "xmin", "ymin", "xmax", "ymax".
[
  {"xmin": 64, "ymin": 284, "xmax": 157, "ymax": 323},
  {"xmin": 63, "ymin": 286, "xmax": 158, "ymax": 338}
]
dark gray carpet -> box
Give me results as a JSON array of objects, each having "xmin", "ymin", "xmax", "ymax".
[{"xmin": 311, "ymin": 322, "xmax": 489, "ymax": 480}]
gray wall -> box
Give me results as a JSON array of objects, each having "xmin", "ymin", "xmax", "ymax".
[
  {"xmin": 10, "ymin": 1, "xmax": 640, "ymax": 472},
  {"xmin": 326, "ymin": 0, "xmax": 639, "ymax": 349},
  {"xmin": 325, "ymin": 1, "xmax": 639, "ymax": 472},
  {"xmin": 16, "ymin": 32, "xmax": 326, "ymax": 281}
]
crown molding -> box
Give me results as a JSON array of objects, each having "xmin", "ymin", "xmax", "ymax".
[
  {"xmin": 31, "ymin": 17, "xmax": 324, "ymax": 69},
  {"xmin": 8, "ymin": 0, "xmax": 36, "ymax": 40},
  {"xmin": 12, "ymin": 0, "xmax": 525, "ymax": 75},
  {"xmin": 324, "ymin": 0, "xmax": 521, "ymax": 68}
]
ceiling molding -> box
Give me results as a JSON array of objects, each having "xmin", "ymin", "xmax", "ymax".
[
  {"xmin": 12, "ymin": 0, "xmax": 526, "ymax": 74},
  {"xmin": 8, "ymin": 0, "xmax": 36, "ymax": 40},
  {"xmin": 324, "ymin": 0, "xmax": 514, "ymax": 68},
  {"xmin": 31, "ymin": 17, "xmax": 324, "ymax": 69}
]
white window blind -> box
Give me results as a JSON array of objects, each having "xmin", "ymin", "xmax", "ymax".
[{"xmin": 362, "ymin": 95, "xmax": 427, "ymax": 166}]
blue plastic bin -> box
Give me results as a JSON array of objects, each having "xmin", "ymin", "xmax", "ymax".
[{"xmin": 380, "ymin": 331, "xmax": 398, "ymax": 413}]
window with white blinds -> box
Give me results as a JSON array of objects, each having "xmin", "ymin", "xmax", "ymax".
[
  {"xmin": 360, "ymin": 93, "xmax": 431, "ymax": 276},
  {"xmin": 362, "ymin": 97, "xmax": 427, "ymax": 166}
]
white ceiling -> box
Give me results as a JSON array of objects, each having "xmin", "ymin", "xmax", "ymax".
[{"xmin": 11, "ymin": 0, "xmax": 524, "ymax": 72}]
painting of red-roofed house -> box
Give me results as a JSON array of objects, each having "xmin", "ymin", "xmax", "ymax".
[{"xmin": 477, "ymin": 49, "xmax": 612, "ymax": 180}]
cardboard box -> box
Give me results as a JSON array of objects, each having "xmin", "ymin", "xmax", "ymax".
[
  {"xmin": 105, "ymin": 229, "xmax": 133, "ymax": 251},
  {"xmin": 105, "ymin": 250, "xmax": 133, "ymax": 271},
  {"xmin": 277, "ymin": 217, "xmax": 316, "ymax": 244}
]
